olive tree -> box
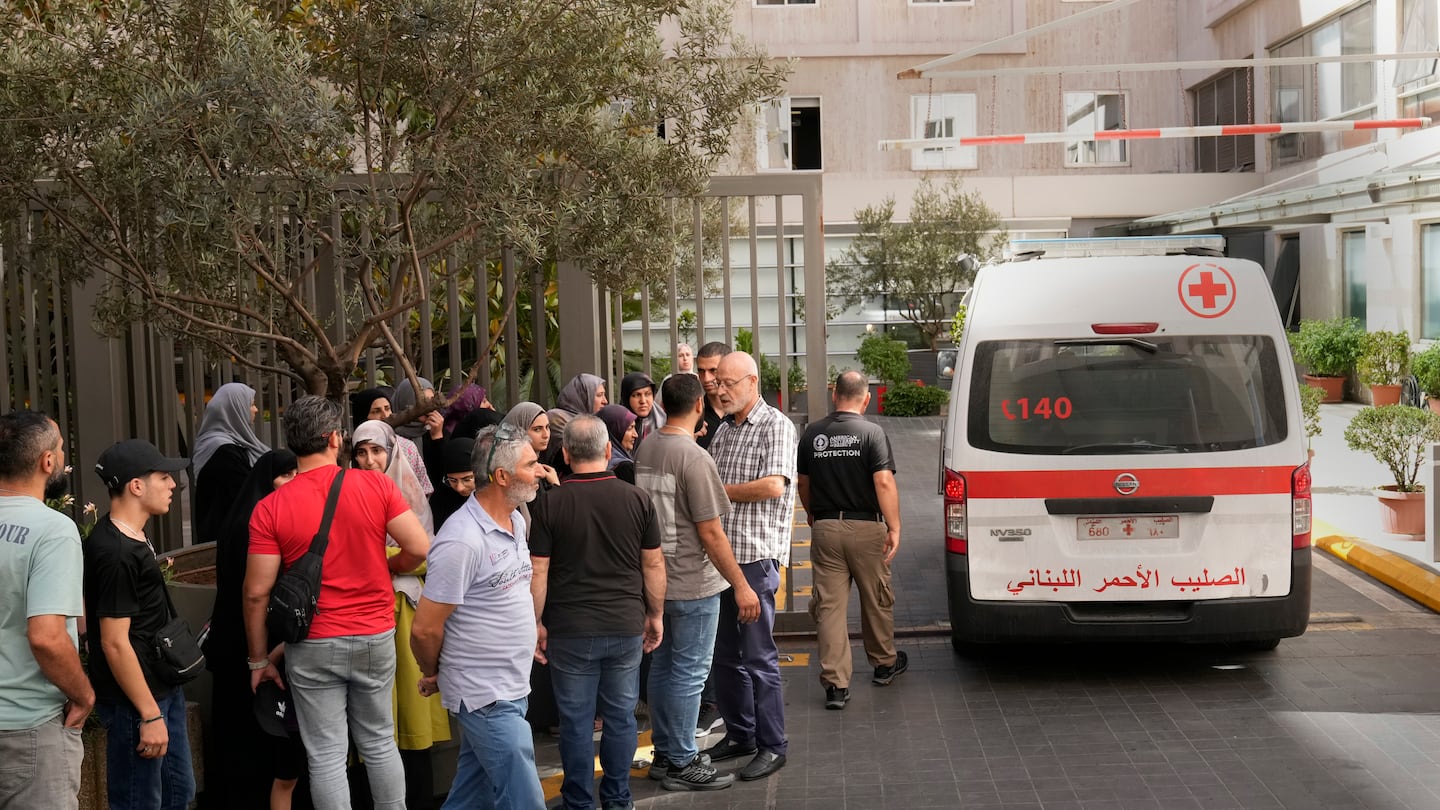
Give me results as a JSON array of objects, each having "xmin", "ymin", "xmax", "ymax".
[
  {"xmin": 0, "ymin": 0, "xmax": 788, "ymax": 398},
  {"xmin": 828, "ymin": 177, "xmax": 1006, "ymax": 350}
]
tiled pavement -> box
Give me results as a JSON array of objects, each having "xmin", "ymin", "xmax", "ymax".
[{"xmin": 532, "ymin": 416, "xmax": 1440, "ymax": 809}]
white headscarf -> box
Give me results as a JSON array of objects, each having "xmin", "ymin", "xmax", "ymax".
[{"xmin": 192, "ymin": 383, "xmax": 269, "ymax": 475}]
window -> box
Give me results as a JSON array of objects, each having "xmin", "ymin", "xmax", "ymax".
[
  {"xmin": 1064, "ymin": 92, "xmax": 1126, "ymax": 166},
  {"xmin": 1193, "ymin": 69, "xmax": 1255, "ymax": 173},
  {"xmin": 1424, "ymin": 224, "xmax": 1440, "ymax": 339},
  {"xmin": 968, "ymin": 337, "xmax": 1289, "ymax": 455},
  {"xmin": 756, "ymin": 97, "xmax": 822, "ymax": 171},
  {"xmin": 1397, "ymin": 0, "xmax": 1440, "ymax": 118},
  {"xmin": 1269, "ymin": 3, "xmax": 1376, "ymax": 163},
  {"xmin": 1342, "ymin": 230, "xmax": 1367, "ymax": 328},
  {"xmin": 909, "ymin": 93, "xmax": 977, "ymax": 170}
]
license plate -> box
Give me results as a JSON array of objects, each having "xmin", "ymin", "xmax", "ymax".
[{"xmin": 1077, "ymin": 515, "xmax": 1179, "ymax": 540}]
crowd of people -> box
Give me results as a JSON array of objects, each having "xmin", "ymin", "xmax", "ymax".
[{"xmin": 0, "ymin": 338, "xmax": 910, "ymax": 810}]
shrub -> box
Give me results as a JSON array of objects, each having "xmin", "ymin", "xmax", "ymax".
[
  {"xmin": 1288, "ymin": 317, "xmax": 1365, "ymax": 377},
  {"xmin": 1356, "ymin": 329, "xmax": 1411, "ymax": 387},
  {"xmin": 883, "ymin": 381, "xmax": 948, "ymax": 417},
  {"xmin": 1343, "ymin": 404, "xmax": 1440, "ymax": 492},
  {"xmin": 857, "ymin": 332, "xmax": 910, "ymax": 387},
  {"xmin": 1412, "ymin": 343, "xmax": 1440, "ymax": 397},
  {"xmin": 1299, "ymin": 384, "xmax": 1324, "ymax": 444}
]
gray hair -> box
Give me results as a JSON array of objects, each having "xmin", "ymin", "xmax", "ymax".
[
  {"xmin": 563, "ymin": 414, "xmax": 608, "ymax": 463},
  {"xmin": 0, "ymin": 410, "xmax": 58, "ymax": 480},
  {"xmin": 473, "ymin": 425, "xmax": 528, "ymax": 482},
  {"xmin": 283, "ymin": 396, "xmax": 345, "ymax": 456}
]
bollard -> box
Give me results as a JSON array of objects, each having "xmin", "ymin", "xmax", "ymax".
[{"xmin": 1430, "ymin": 443, "xmax": 1439, "ymax": 563}]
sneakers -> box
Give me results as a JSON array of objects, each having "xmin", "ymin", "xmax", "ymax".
[
  {"xmin": 660, "ymin": 754, "xmax": 735, "ymax": 791},
  {"xmin": 872, "ymin": 650, "xmax": 909, "ymax": 686},
  {"xmin": 694, "ymin": 703, "xmax": 724, "ymax": 738},
  {"xmin": 649, "ymin": 752, "xmax": 711, "ymax": 781},
  {"xmin": 824, "ymin": 685, "xmax": 850, "ymax": 710}
]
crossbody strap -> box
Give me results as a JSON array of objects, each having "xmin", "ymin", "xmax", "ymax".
[{"xmin": 309, "ymin": 469, "xmax": 346, "ymax": 559}]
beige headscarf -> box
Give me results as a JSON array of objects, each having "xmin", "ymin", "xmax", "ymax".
[{"xmin": 353, "ymin": 420, "xmax": 432, "ymax": 604}]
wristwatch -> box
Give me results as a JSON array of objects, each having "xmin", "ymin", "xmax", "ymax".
[{"xmin": 247, "ymin": 658, "xmax": 270, "ymax": 671}]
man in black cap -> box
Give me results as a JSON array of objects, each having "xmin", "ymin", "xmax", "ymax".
[{"xmin": 85, "ymin": 438, "xmax": 196, "ymax": 810}]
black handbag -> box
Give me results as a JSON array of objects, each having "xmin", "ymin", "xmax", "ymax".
[
  {"xmin": 142, "ymin": 584, "xmax": 206, "ymax": 686},
  {"xmin": 266, "ymin": 470, "xmax": 345, "ymax": 644}
]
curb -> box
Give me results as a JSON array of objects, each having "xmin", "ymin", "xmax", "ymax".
[{"xmin": 1313, "ymin": 530, "xmax": 1440, "ymax": 614}]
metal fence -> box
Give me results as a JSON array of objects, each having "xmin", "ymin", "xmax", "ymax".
[{"xmin": 2, "ymin": 173, "xmax": 825, "ymax": 627}]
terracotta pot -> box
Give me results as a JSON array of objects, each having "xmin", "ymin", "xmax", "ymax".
[
  {"xmin": 1303, "ymin": 375, "xmax": 1344, "ymax": 403},
  {"xmin": 1428, "ymin": 397, "xmax": 1440, "ymax": 416},
  {"xmin": 1376, "ymin": 486, "xmax": 1426, "ymax": 536},
  {"xmin": 1370, "ymin": 384, "xmax": 1403, "ymax": 406}
]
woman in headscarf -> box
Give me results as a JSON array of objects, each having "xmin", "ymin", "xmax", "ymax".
[
  {"xmin": 442, "ymin": 383, "xmax": 492, "ymax": 435},
  {"xmin": 391, "ymin": 376, "xmax": 436, "ymax": 441},
  {"xmin": 203, "ymin": 449, "xmax": 304, "ymax": 810},
  {"xmin": 429, "ymin": 438, "xmax": 475, "ymax": 533},
  {"xmin": 620, "ymin": 371, "xmax": 665, "ymax": 447},
  {"xmin": 350, "ymin": 420, "xmax": 449, "ymax": 804},
  {"xmin": 192, "ymin": 382, "xmax": 271, "ymax": 543},
  {"xmin": 350, "ymin": 387, "xmax": 393, "ymax": 430},
  {"xmin": 597, "ymin": 404, "xmax": 639, "ymax": 483},
  {"xmin": 545, "ymin": 373, "xmax": 607, "ymax": 476},
  {"xmin": 503, "ymin": 402, "xmax": 561, "ymax": 489}
]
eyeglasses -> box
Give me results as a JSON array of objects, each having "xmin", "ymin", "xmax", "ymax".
[
  {"xmin": 482, "ymin": 422, "xmax": 524, "ymax": 481},
  {"xmin": 444, "ymin": 473, "xmax": 476, "ymax": 488},
  {"xmin": 713, "ymin": 375, "xmax": 754, "ymax": 391}
]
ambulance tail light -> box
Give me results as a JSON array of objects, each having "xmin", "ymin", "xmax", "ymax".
[
  {"xmin": 1092, "ymin": 323, "xmax": 1159, "ymax": 335},
  {"xmin": 944, "ymin": 469, "xmax": 968, "ymax": 554},
  {"xmin": 1292, "ymin": 463, "xmax": 1312, "ymax": 549}
]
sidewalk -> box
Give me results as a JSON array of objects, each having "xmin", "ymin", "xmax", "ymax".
[{"xmin": 1309, "ymin": 401, "xmax": 1438, "ymax": 573}]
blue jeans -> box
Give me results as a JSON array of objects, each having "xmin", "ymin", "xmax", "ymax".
[
  {"xmin": 546, "ymin": 635, "xmax": 644, "ymax": 810},
  {"xmin": 97, "ymin": 687, "xmax": 194, "ymax": 810},
  {"xmin": 443, "ymin": 697, "xmax": 546, "ymax": 810},
  {"xmin": 714, "ymin": 559, "xmax": 786, "ymax": 755},
  {"xmin": 647, "ymin": 595, "xmax": 721, "ymax": 766},
  {"xmin": 286, "ymin": 630, "xmax": 405, "ymax": 810}
]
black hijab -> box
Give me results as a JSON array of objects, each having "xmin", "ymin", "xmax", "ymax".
[
  {"xmin": 204, "ymin": 449, "xmax": 299, "ymax": 668},
  {"xmin": 351, "ymin": 388, "xmax": 390, "ymax": 430}
]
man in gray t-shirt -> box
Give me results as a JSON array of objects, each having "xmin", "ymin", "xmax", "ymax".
[{"xmin": 634, "ymin": 375, "xmax": 759, "ymax": 792}]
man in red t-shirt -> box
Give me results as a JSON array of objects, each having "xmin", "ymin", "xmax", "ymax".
[{"xmin": 243, "ymin": 396, "xmax": 429, "ymax": 810}]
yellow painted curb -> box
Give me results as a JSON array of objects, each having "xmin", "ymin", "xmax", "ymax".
[{"xmin": 1313, "ymin": 531, "xmax": 1440, "ymax": 614}]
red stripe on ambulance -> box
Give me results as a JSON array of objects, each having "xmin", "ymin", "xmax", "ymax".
[{"xmin": 964, "ymin": 467, "xmax": 1295, "ymax": 499}]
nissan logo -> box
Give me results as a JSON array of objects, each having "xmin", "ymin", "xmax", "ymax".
[{"xmin": 1113, "ymin": 473, "xmax": 1140, "ymax": 496}]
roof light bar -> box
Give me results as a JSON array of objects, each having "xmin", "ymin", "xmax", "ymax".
[{"xmin": 1009, "ymin": 235, "xmax": 1226, "ymax": 259}]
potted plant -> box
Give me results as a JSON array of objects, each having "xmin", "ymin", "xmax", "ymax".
[
  {"xmin": 1300, "ymin": 383, "xmax": 1323, "ymax": 458},
  {"xmin": 1342, "ymin": 404, "xmax": 1440, "ymax": 535},
  {"xmin": 1356, "ymin": 329, "xmax": 1411, "ymax": 406},
  {"xmin": 1288, "ymin": 317, "xmax": 1364, "ymax": 402},
  {"xmin": 1413, "ymin": 343, "xmax": 1440, "ymax": 415}
]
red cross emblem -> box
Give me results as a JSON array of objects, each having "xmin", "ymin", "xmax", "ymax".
[{"xmin": 1177, "ymin": 263, "xmax": 1236, "ymax": 318}]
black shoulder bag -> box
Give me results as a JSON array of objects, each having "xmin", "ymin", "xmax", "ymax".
[
  {"xmin": 266, "ymin": 469, "xmax": 345, "ymax": 644},
  {"xmin": 142, "ymin": 582, "xmax": 207, "ymax": 687}
]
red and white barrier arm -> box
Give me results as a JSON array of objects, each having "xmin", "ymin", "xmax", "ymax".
[{"xmin": 878, "ymin": 118, "xmax": 1431, "ymax": 151}]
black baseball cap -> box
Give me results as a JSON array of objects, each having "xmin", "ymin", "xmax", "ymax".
[
  {"xmin": 252, "ymin": 680, "xmax": 298, "ymax": 738},
  {"xmin": 94, "ymin": 439, "xmax": 189, "ymax": 489}
]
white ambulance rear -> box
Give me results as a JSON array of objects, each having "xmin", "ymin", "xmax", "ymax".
[{"xmin": 942, "ymin": 236, "xmax": 1311, "ymax": 649}]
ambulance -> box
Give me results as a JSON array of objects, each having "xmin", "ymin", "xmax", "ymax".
[{"xmin": 942, "ymin": 235, "xmax": 1311, "ymax": 650}]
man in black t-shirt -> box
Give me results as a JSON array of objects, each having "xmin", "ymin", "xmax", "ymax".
[
  {"xmin": 797, "ymin": 371, "xmax": 907, "ymax": 711},
  {"xmin": 529, "ymin": 415, "xmax": 666, "ymax": 810},
  {"xmin": 694, "ymin": 341, "xmax": 731, "ymax": 451},
  {"xmin": 85, "ymin": 439, "xmax": 195, "ymax": 809}
]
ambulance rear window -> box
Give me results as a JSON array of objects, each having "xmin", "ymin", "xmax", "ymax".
[{"xmin": 967, "ymin": 336, "xmax": 1289, "ymax": 454}]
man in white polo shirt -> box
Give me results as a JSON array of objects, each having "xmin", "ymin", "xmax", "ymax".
[{"xmin": 411, "ymin": 423, "xmax": 546, "ymax": 808}]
